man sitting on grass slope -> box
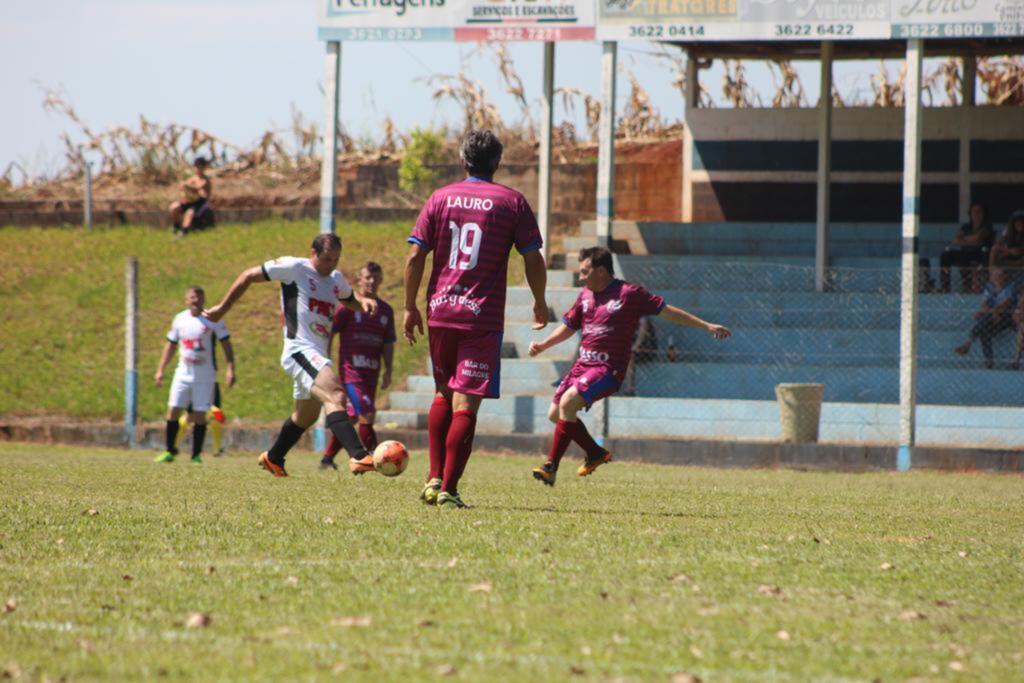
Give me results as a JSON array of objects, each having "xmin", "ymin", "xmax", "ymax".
[
  {"xmin": 203, "ymin": 233, "xmax": 379, "ymax": 477},
  {"xmin": 529, "ymin": 246, "xmax": 731, "ymax": 486}
]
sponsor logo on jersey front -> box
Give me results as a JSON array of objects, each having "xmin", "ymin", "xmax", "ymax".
[
  {"xmin": 583, "ymin": 323, "xmax": 614, "ymax": 337},
  {"xmin": 429, "ymin": 292, "xmax": 482, "ymax": 316},
  {"xmin": 579, "ymin": 348, "xmax": 611, "ymax": 363},
  {"xmin": 606, "ymin": 299, "xmax": 624, "ymax": 313},
  {"xmin": 310, "ymin": 321, "xmax": 331, "ymax": 338},
  {"xmin": 351, "ymin": 353, "xmax": 380, "ymax": 370},
  {"xmin": 308, "ymin": 297, "xmax": 334, "ymax": 317}
]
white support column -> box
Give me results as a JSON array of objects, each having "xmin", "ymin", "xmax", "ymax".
[
  {"xmin": 319, "ymin": 41, "xmax": 342, "ymax": 235},
  {"xmin": 681, "ymin": 49, "xmax": 697, "ymax": 223},
  {"xmin": 958, "ymin": 54, "xmax": 976, "ymax": 222},
  {"xmin": 898, "ymin": 38, "xmax": 924, "ymax": 472},
  {"xmin": 538, "ymin": 42, "xmax": 555, "ymax": 261},
  {"xmin": 815, "ymin": 41, "xmax": 833, "ymax": 293},
  {"xmin": 595, "ymin": 41, "xmax": 617, "ymax": 246}
]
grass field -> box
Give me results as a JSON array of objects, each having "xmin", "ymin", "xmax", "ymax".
[
  {"xmin": 2, "ymin": 443, "xmax": 1022, "ymax": 681},
  {"xmin": 0, "ymin": 218, "xmax": 534, "ymax": 422}
]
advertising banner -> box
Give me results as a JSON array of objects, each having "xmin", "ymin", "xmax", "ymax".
[
  {"xmin": 317, "ymin": 0, "xmax": 596, "ymax": 41},
  {"xmin": 594, "ymin": 0, "xmax": 1024, "ymax": 41}
]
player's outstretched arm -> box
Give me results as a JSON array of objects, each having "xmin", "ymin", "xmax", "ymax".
[
  {"xmin": 221, "ymin": 338, "xmax": 236, "ymax": 388},
  {"xmin": 203, "ymin": 266, "xmax": 266, "ymax": 322},
  {"xmin": 529, "ymin": 323, "xmax": 574, "ymax": 357},
  {"xmin": 381, "ymin": 343, "xmax": 394, "ymax": 390},
  {"xmin": 522, "ymin": 249, "xmax": 549, "ymax": 330},
  {"xmin": 659, "ymin": 304, "xmax": 731, "ymax": 340},
  {"xmin": 154, "ymin": 341, "xmax": 176, "ymax": 385},
  {"xmin": 403, "ymin": 244, "xmax": 428, "ymax": 345}
]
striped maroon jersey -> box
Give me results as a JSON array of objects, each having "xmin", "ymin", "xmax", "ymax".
[
  {"xmin": 409, "ymin": 177, "xmax": 542, "ymax": 333},
  {"xmin": 332, "ymin": 299, "xmax": 396, "ymax": 385},
  {"xmin": 562, "ymin": 279, "xmax": 666, "ymax": 377}
]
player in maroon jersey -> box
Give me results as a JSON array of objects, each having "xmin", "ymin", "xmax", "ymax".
[
  {"xmin": 404, "ymin": 130, "xmax": 549, "ymax": 509},
  {"xmin": 321, "ymin": 261, "xmax": 396, "ymax": 470},
  {"xmin": 528, "ymin": 246, "xmax": 731, "ymax": 486}
]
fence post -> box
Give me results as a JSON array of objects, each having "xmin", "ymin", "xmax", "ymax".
[
  {"xmin": 84, "ymin": 163, "xmax": 93, "ymax": 232},
  {"xmin": 125, "ymin": 257, "xmax": 138, "ymax": 448}
]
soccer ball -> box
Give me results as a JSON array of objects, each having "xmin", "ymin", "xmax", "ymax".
[{"xmin": 372, "ymin": 440, "xmax": 409, "ymax": 477}]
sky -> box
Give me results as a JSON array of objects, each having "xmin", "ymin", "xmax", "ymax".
[{"xmin": 1, "ymin": 0, "xmax": 910, "ymax": 180}]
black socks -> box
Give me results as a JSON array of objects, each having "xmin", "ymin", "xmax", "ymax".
[
  {"xmin": 326, "ymin": 411, "xmax": 369, "ymax": 459},
  {"xmin": 165, "ymin": 420, "xmax": 179, "ymax": 455},
  {"xmin": 267, "ymin": 418, "xmax": 306, "ymax": 465}
]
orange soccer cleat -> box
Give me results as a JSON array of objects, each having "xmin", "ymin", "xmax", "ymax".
[
  {"xmin": 258, "ymin": 452, "xmax": 288, "ymax": 477},
  {"xmin": 577, "ymin": 451, "xmax": 613, "ymax": 478},
  {"xmin": 348, "ymin": 454, "xmax": 375, "ymax": 476}
]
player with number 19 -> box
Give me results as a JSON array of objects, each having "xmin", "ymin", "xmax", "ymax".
[{"xmin": 404, "ymin": 130, "xmax": 549, "ymax": 509}]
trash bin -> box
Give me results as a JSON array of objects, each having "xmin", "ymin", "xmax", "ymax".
[{"xmin": 775, "ymin": 383, "xmax": 824, "ymax": 443}]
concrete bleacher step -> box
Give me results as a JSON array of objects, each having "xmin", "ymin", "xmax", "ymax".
[
  {"xmin": 624, "ymin": 362, "xmax": 1022, "ymax": 406},
  {"xmin": 579, "ymin": 220, "xmax": 955, "ymax": 259},
  {"xmin": 376, "ymin": 410, "xmax": 427, "ymax": 430}
]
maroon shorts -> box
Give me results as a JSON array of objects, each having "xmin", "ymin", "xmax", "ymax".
[
  {"xmin": 428, "ymin": 326, "xmax": 502, "ymax": 398},
  {"xmin": 342, "ymin": 378, "xmax": 377, "ymax": 418},
  {"xmin": 552, "ymin": 362, "xmax": 620, "ymax": 407}
]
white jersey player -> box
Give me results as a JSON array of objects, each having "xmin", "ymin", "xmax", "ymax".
[
  {"xmin": 154, "ymin": 286, "xmax": 235, "ymax": 464},
  {"xmin": 204, "ymin": 233, "xmax": 380, "ymax": 477}
]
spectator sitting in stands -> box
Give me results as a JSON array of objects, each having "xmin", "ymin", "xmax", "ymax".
[
  {"xmin": 919, "ymin": 201, "xmax": 993, "ymax": 293},
  {"xmin": 1011, "ymin": 296, "xmax": 1024, "ymax": 371},
  {"xmin": 169, "ymin": 157, "xmax": 215, "ymax": 234},
  {"xmin": 955, "ymin": 267, "xmax": 1018, "ymax": 369},
  {"xmin": 622, "ymin": 316, "xmax": 657, "ymax": 396},
  {"xmin": 989, "ymin": 210, "xmax": 1024, "ymax": 286}
]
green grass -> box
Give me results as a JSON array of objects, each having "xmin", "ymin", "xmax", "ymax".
[
  {"xmin": 0, "ymin": 219, "xmax": 521, "ymax": 421},
  {"xmin": 2, "ymin": 443, "xmax": 1022, "ymax": 681}
]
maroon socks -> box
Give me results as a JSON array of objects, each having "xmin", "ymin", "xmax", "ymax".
[
  {"xmin": 441, "ymin": 410, "xmax": 477, "ymax": 495},
  {"xmin": 549, "ymin": 419, "xmax": 605, "ymax": 467},
  {"xmin": 427, "ymin": 395, "xmax": 452, "ymax": 480}
]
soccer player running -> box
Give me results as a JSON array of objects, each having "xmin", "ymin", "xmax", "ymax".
[
  {"xmin": 320, "ymin": 261, "xmax": 396, "ymax": 470},
  {"xmin": 204, "ymin": 233, "xmax": 379, "ymax": 477},
  {"xmin": 154, "ymin": 286, "xmax": 235, "ymax": 464},
  {"xmin": 404, "ymin": 129, "xmax": 549, "ymax": 509},
  {"xmin": 529, "ymin": 246, "xmax": 731, "ymax": 486}
]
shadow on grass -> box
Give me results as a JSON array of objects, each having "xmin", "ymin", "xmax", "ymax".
[{"xmin": 477, "ymin": 503, "xmax": 718, "ymax": 520}]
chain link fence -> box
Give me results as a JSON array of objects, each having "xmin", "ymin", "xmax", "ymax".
[{"xmin": 614, "ymin": 258, "xmax": 1024, "ymax": 409}]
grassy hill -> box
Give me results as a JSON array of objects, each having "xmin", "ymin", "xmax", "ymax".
[{"xmin": 0, "ymin": 219, "xmax": 442, "ymax": 422}]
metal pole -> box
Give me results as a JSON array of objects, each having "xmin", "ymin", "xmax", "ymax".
[
  {"xmin": 898, "ymin": 38, "xmax": 924, "ymax": 472},
  {"xmin": 124, "ymin": 257, "xmax": 138, "ymax": 448},
  {"xmin": 319, "ymin": 41, "xmax": 342, "ymax": 235},
  {"xmin": 537, "ymin": 42, "xmax": 555, "ymax": 263},
  {"xmin": 681, "ymin": 49, "xmax": 697, "ymax": 223},
  {"xmin": 958, "ymin": 54, "xmax": 976, "ymax": 221},
  {"xmin": 815, "ymin": 41, "xmax": 833, "ymax": 293},
  {"xmin": 84, "ymin": 162, "xmax": 93, "ymax": 232},
  {"xmin": 595, "ymin": 41, "xmax": 617, "ymax": 246}
]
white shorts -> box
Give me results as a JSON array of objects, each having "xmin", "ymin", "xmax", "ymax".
[
  {"xmin": 281, "ymin": 348, "xmax": 332, "ymax": 400},
  {"xmin": 168, "ymin": 377, "xmax": 215, "ymax": 412}
]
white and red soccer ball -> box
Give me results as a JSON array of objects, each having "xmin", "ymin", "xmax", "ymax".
[{"xmin": 372, "ymin": 440, "xmax": 409, "ymax": 477}]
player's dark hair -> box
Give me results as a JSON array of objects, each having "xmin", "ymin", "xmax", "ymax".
[
  {"xmin": 579, "ymin": 246, "xmax": 614, "ymax": 276},
  {"xmin": 311, "ymin": 233, "xmax": 342, "ymax": 255},
  {"xmin": 193, "ymin": 156, "xmax": 209, "ymax": 167},
  {"xmin": 362, "ymin": 261, "xmax": 382, "ymax": 274},
  {"xmin": 460, "ymin": 130, "xmax": 503, "ymax": 178},
  {"xmin": 188, "ymin": 285, "xmax": 204, "ymax": 296}
]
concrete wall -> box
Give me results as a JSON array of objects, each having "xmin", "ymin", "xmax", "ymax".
[{"xmin": 684, "ymin": 106, "xmax": 1024, "ymax": 223}]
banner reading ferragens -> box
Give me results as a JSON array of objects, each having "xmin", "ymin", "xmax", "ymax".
[{"xmin": 317, "ymin": 0, "xmax": 596, "ymax": 41}]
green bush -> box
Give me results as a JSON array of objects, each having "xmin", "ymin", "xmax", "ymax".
[{"xmin": 398, "ymin": 128, "xmax": 444, "ymax": 196}]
